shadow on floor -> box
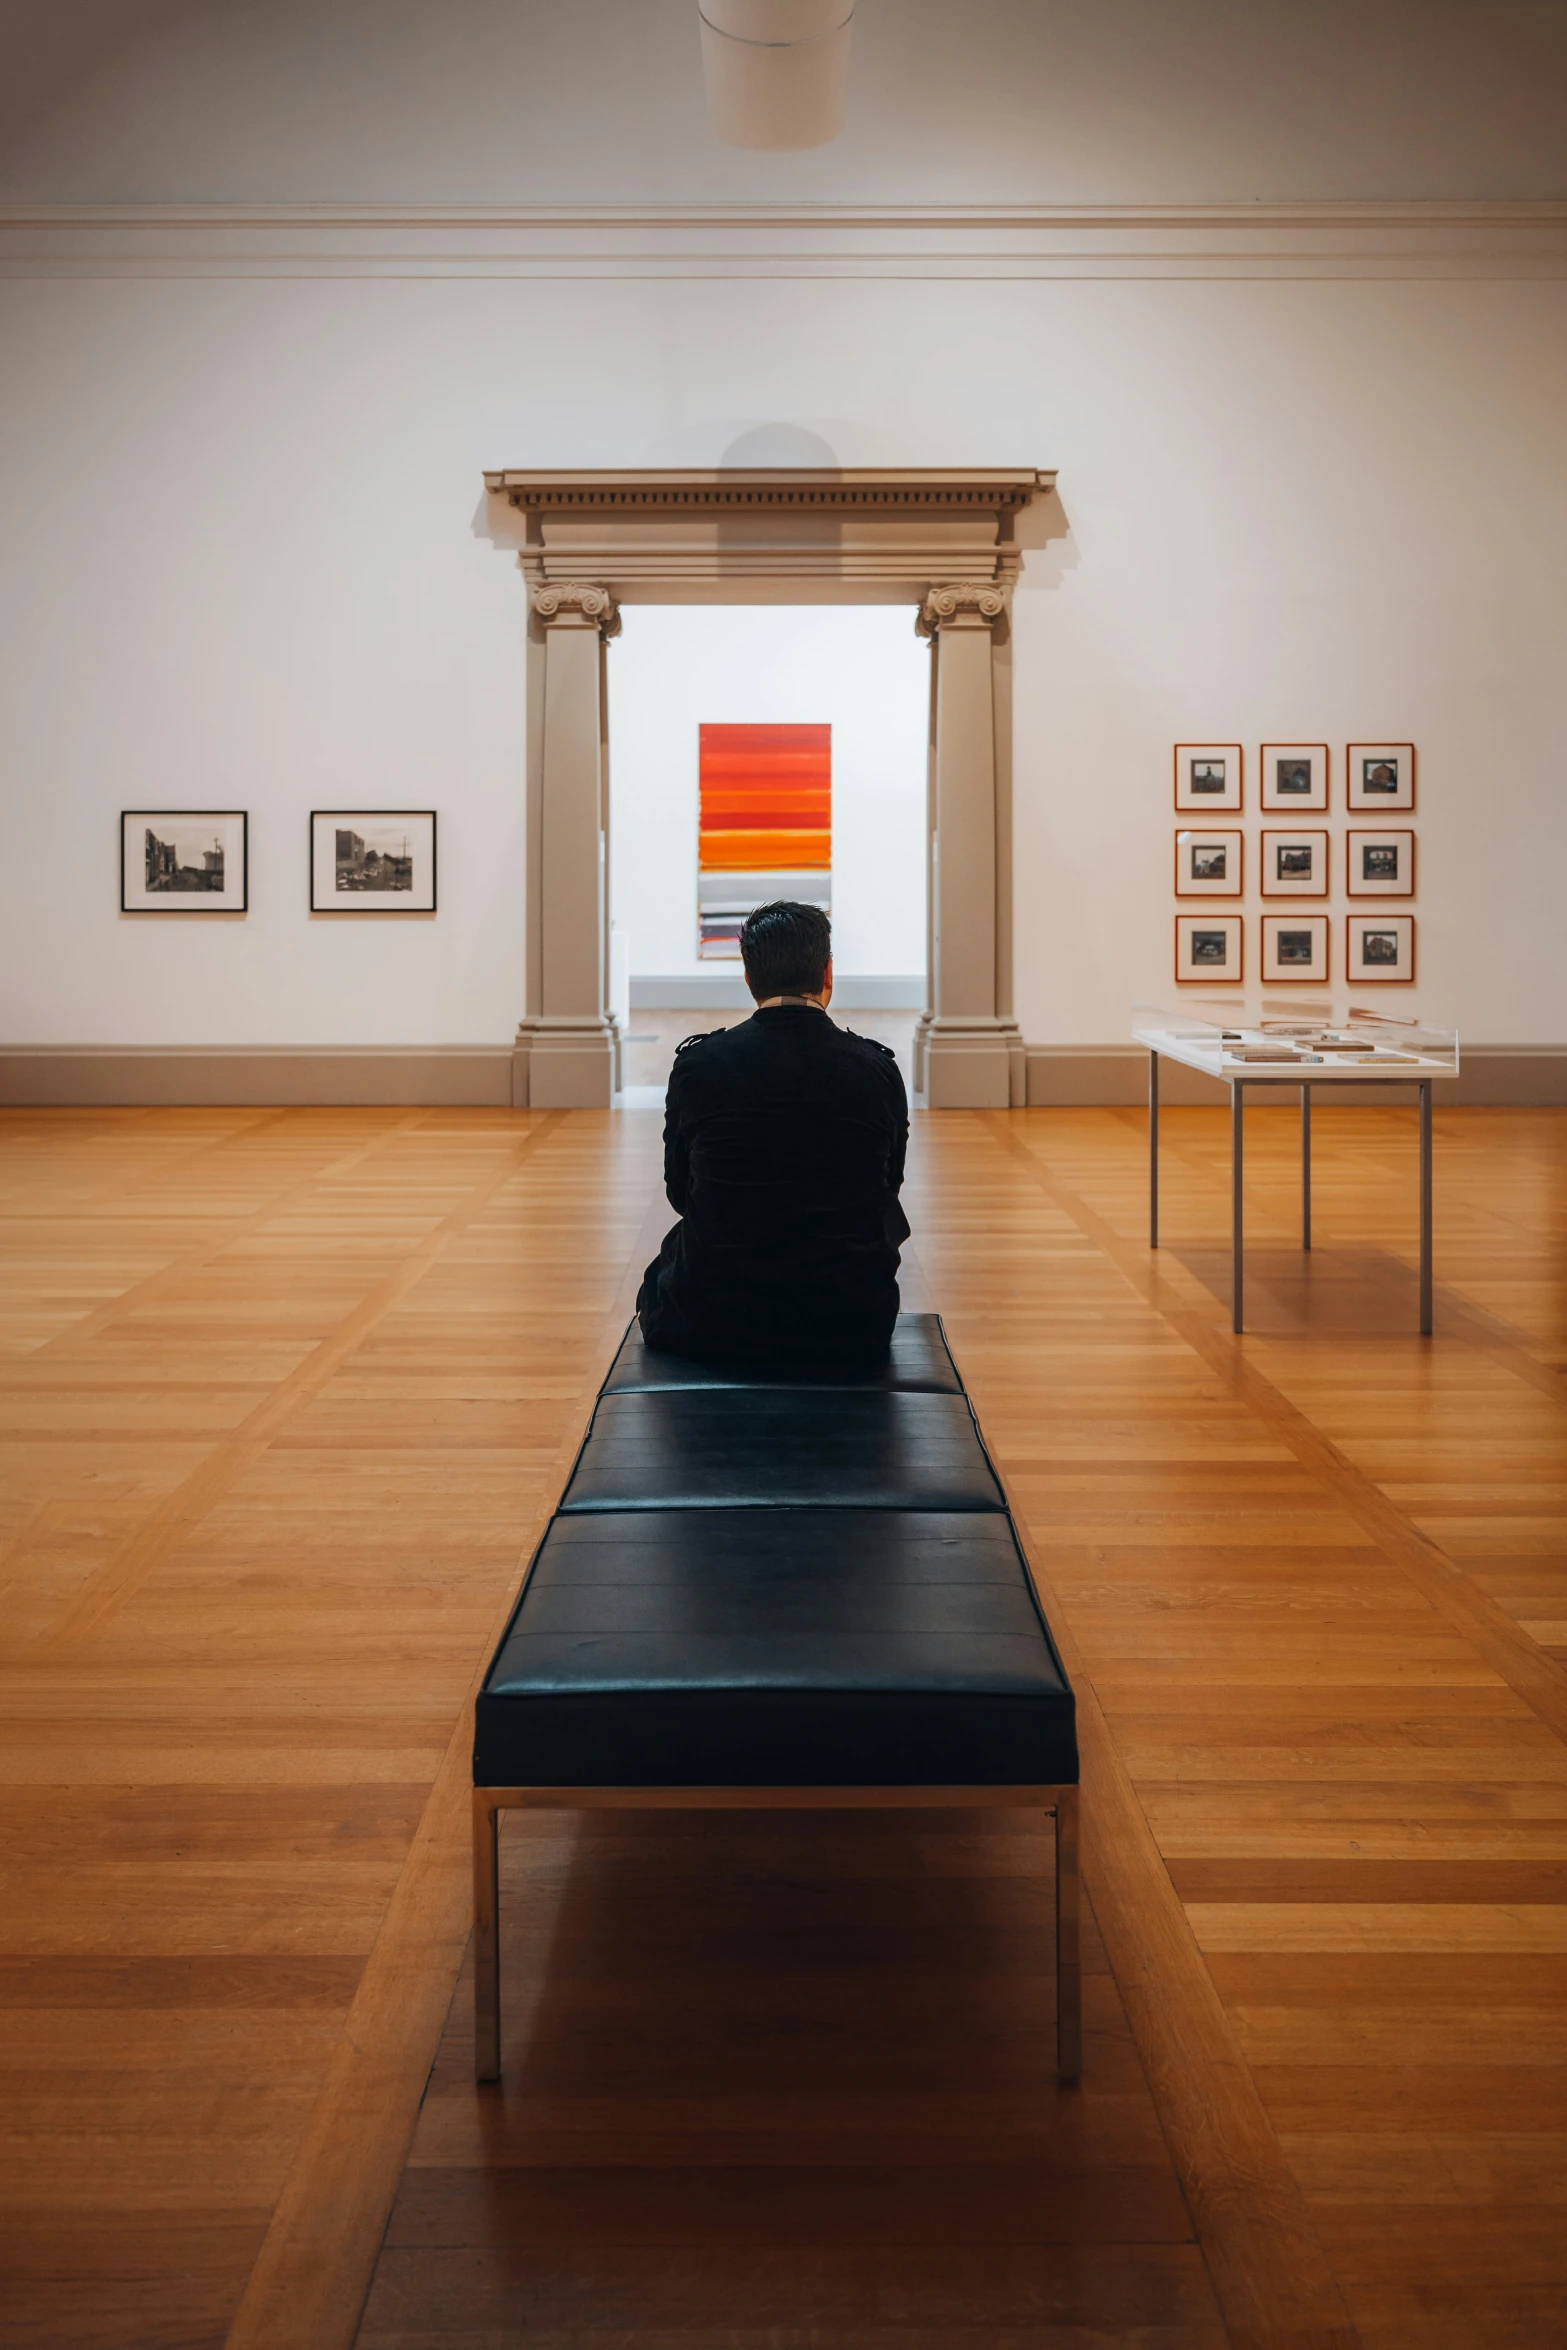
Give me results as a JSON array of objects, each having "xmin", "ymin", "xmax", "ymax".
[
  {"xmin": 1171, "ymin": 1245, "xmax": 1425, "ymax": 1335},
  {"xmin": 355, "ymin": 1809, "xmax": 1224, "ymax": 2345}
]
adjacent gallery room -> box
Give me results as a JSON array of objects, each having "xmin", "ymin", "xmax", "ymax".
[
  {"xmin": 0, "ymin": 3, "xmax": 1564, "ymax": 2348},
  {"xmin": 609, "ymin": 603, "xmax": 928, "ymax": 1096}
]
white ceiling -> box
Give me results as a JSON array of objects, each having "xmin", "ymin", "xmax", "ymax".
[{"xmin": 2, "ymin": 0, "xmax": 1565, "ymax": 206}]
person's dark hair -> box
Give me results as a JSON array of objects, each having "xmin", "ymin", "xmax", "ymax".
[{"xmin": 740, "ymin": 900, "xmax": 832, "ymax": 1000}]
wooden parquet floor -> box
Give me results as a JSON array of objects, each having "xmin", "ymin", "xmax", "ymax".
[{"xmin": 0, "ymin": 1101, "xmax": 1563, "ymax": 2350}]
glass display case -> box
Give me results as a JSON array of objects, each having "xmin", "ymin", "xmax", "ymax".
[{"xmin": 1132, "ymin": 1002, "xmax": 1458, "ymax": 1080}]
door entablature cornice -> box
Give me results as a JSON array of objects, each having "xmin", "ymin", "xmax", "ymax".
[{"xmin": 483, "ymin": 466, "xmax": 1054, "ymax": 604}]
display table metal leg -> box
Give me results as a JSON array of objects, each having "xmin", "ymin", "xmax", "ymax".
[
  {"xmin": 1149, "ymin": 1051, "xmax": 1160, "ymax": 1248},
  {"xmin": 1231, "ymin": 1080, "xmax": 1244, "ymax": 1333},
  {"xmin": 1419, "ymin": 1081, "xmax": 1433, "ymax": 1336},
  {"xmin": 1301, "ymin": 1083, "xmax": 1312, "ymax": 1251}
]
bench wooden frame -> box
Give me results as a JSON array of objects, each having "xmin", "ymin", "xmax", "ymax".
[{"xmin": 474, "ymin": 1779, "xmax": 1081, "ymax": 2086}]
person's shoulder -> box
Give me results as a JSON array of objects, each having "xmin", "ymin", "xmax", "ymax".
[
  {"xmin": 839, "ymin": 1025, "xmax": 898, "ymax": 1063},
  {"xmin": 672, "ymin": 1027, "xmax": 723, "ymax": 1061},
  {"xmin": 837, "ymin": 1026, "xmax": 908, "ymax": 1098}
]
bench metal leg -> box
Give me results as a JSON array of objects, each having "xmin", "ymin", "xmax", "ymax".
[
  {"xmin": 474, "ymin": 1790, "xmax": 501, "ymax": 2083},
  {"xmin": 1149, "ymin": 1050, "xmax": 1159, "ymax": 1248},
  {"xmin": 473, "ymin": 1783, "xmax": 1084, "ymax": 2088},
  {"xmin": 1054, "ymin": 1785, "xmax": 1081, "ymax": 2084}
]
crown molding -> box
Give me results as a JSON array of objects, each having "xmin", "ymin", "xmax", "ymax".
[{"xmin": 1, "ymin": 199, "xmax": 1563, "ymax": 280}]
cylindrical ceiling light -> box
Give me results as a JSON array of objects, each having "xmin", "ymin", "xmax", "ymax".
[{"xmin": 699, "ymin": 0, "xmax": 854, "ymax": 150}]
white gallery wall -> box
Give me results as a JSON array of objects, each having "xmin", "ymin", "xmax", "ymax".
[
  {"xmin": 0, "ymin": 0, "xmax": 1563, "ymax": 1065},
  {"xmin": 2, "ymin": 271, "xmax": 1564, "ymax": 1051},
  {"xmin": 609, "ymin": 606, "xmax": 928, "ymax": 988}
]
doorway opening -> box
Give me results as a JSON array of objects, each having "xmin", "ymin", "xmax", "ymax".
[{"xmin": 608, "ymin": 605, "xmax": 929, "ymax": 1102}]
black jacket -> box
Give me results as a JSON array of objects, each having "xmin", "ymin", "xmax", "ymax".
[{"xmin": 637, "ymin": 1006, "xmax": 910, "ymax": 1368}]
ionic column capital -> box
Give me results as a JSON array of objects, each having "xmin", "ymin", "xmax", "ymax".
[
  {"xmin": 529, "ymin": 580, "xmax": 621, "ymax": 638},
  {"xmin": 916, "ymin": 581, "xmax": 1007, "ymax": 639}
]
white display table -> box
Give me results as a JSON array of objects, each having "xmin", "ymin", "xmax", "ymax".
[{"xmin": 1131, "ymin": 1006, "xmax": 1460, "ymax": 1334}]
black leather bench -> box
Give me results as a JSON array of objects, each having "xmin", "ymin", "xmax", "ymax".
[{"xmin": 473, "ymin": 1314, "xmax": 1080, "ymax": 2082}]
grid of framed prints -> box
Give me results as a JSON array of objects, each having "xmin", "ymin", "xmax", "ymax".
[
  {"xmin": 117, "ymin": 811, "xmax": 439, "ymax": 915},
  {"xmin": 1171, "ymin": 745, "xmax": 1417, "ymax": 983}
]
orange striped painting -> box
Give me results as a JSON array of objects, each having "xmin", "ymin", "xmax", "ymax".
[{"xmin": 698, "ymin": 723, "xmax": 831, "ymax": 873}]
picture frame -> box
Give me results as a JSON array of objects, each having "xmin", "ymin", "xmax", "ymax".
[
  {"xmin": 1175, "ymin": 914, "xmax": 1243, "ymax": 983},
  {"xmin": 310, "ymin": 811, "xmax": 437, "ymax": 913},
  {"xmin": 1174, "ymin": 827, "xmax": 1243, "ymax": 898},
  {"xmin": 1174, "ymin": 744, "xmax": 1243, "ymax": 814},
  {"xmin": 1260, "ymin": 828, "xmax": 1329, "ymax": 898},
  {"xmin": 1346, "ymin": 743, "xmax": 1415, "ymax": 812},
  {"xmin": 121, "ymin": 811, "xmax": 248, "ymax": 912},
  {"xmin": 1346, "ymin": 913, "xmax": 1415, "ymax": 983},
  {"xmin": 1260, "ymin": 742, "xmax": 1328, "ymax": 814},
  {"xmin": 1346, "ymin": 828, "xmax": 1415, "ymax": 898},
  {"xmin": 1261, "ymin": 913, "xmax": 1329, "ymax": 984}
]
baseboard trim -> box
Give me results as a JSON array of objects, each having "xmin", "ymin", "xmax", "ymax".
[
  {"xmin": 0, "ymin": 1045, "xmax": 516, "ymax": 1107},
  {"xmin": 631, "ymin": 976, "xmax": 925, "ymax": 1011},
  {"xmin": 1024, "ymin": 1044, "xmax": 1567, "ymax": 1109},
  {"xmin": 4, "ymin": 1039, "xmax": 1562, "ymax": 1110}
]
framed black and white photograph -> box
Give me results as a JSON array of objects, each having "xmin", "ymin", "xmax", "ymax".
[
  {"xmin": 310, "ymin": 811, "xmax": 436, "ymax": 913},
  {"xmin": 1175, "ymin": 913, "xmax": 1243, "ymax": 983},
  {"xmin": 1174, "ymin": 744, "xmax": 1243, "ymax": 814},
  {"xmin": 1261, "ymin": 828, "xmax": 1329, "ymax": 898},
  {"xmin": 1260, "ymin": 742, "xmax": 1328, "ymax": 813},
  {"xmin": 1261, "ymin": 912, "xmax": 1329, "ymax": 984},
  {"xmin": 1347, "ymin": 828, "xmax": 1416, "ymax": 898},
  {"xmin": 1346, "ymin": 743, "xmax": 1415, "ymax": 812},
  {"xmin": 121, "ymin": 811, "xmax": 248, "ymax": 912},
  {"xmin": 1174, "ymin": 828, "xmax": 1243, "ymax": 898},
  {"xmin": 1346, "ymin": 913, "xmax": 1415, "ymax": 982}
]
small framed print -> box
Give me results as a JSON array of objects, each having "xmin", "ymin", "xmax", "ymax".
[
  {"xmin": 1261, "ymin": 913, "xmax": 1329, "ymax": 983},
  {"xmin": 1347, "ymin": 828, "xmax": 1415, "ymax": 898},
  {"xmin": 1346, "ymin": 913, "xmax": 1415, "ymax": 982},
  {"xmin": 121, "ymin": 811, "xmax": 248, "ymax": 912},
  {"xmin": 1174, "ymin": 744, "xmax": 1242, "ymax": 814},
  {"xmin": 1261, "ymin": 829, "xmax": 1329, "ymax": 898},
  {"xmin": 1260, "ymin": 743, "xmax": 1328, "ymax": 813},
  {"xmin": 1175, "ymin": 914, "xmax": 1243, "ymax": 983},
  {"xmin": 1347, "ymin": 743, "xmax": 1415, "ymax": 812},
  {"xmin": 311, "ymin": 811, "xmax": 436, "ymax": 912},
  {"xmin": 1175, "ymin": 828, "xmax": 1243, "ymax": 898}
]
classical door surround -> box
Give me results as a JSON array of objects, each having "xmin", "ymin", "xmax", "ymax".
[{"xmin": 482, "ymin": 466, "xmax": 1054, "ymax": 1109}]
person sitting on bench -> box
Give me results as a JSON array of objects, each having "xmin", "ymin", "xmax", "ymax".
[{"xmin": 637, "ymin": 900, "xmax": 910, "ymax": 1371}]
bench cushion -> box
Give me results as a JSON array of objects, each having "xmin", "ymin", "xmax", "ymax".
[
  {"xmin": 559, "ymin": 1390, "xmax": 1006, "ymax": 1515},
  {"xmin": 475, "ymin": 1509, "xmax": 1076, "ymax": 1787},
  {"xmin": 602, "ymin": 1312, "xmax": 964, "ymax": 1396}
]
